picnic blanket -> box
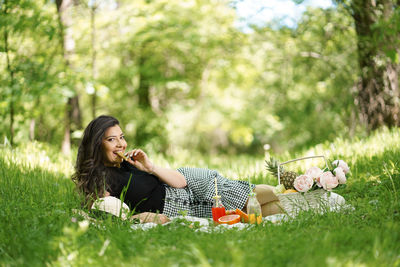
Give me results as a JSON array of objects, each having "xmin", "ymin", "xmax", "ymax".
[{"xmin": 71, "ymin": 195, "xmax": 353, "ymax": 232}]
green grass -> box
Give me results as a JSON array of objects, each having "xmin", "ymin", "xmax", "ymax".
[{"xmin": 1, "ymin": 128, "xmax": 399, "ymax": 266}]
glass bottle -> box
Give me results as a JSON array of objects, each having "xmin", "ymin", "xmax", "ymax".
[
  {"xmin": 212, "ymin": 195, "xmax": 226, "ymax": 224},
  {"xmin": 247, "ymin": 192, "xmax": 262, "ymax": 225}
]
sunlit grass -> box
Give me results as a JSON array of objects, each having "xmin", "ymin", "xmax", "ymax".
[
  {"xmin": 4, "ymin": 127, "xmax": 397, "ymax": 182},
  {"xmin": 307, "ymin": 126, "xmax": 400, "ymax": 165},
  {"xmin": 0, "ymin": 141, "xmax": 75, "ymax": 178},
  {"xmin": 0, "ymin": 127, "xmax": 399, "ymax": 266}
]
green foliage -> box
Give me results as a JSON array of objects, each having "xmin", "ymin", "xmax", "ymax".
[
  {"xmin": 0, "ymin": 0, "xmax": 67, "ymax": 144},
  {"xmin": 1, "ymin": 0, "xmax": 396, "ymax": 155},
  {"xmin": 245, "ymin": 6, "xmax": 358, "ymax": 152},
  {"xmin": 95, "ymin": 0, "xmax": 240, "ymax": 152}
]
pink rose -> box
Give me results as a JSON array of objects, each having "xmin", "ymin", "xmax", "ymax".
[
  {"xmin": 294, "ymin": 174, "xmax": 314, "ymax": 193},
  {"xmin": 334, "ymin": 167, "xmax": 346, "ymax": 184},
  {"xmin": 319, "ymin": 171, "xmax": 339, "ymax": 191},
  {"xmin": 305, "ymin": 166, "xmax": 323, "ymax": 182},
  {"xmin": 332, "ymin": 160, "xmax": 350, "ymax": 174}
]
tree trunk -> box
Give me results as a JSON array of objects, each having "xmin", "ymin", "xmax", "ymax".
[
  {"xmin": 138, "ymin": 55, "xmax": 152, "ymax": 109},
  {"xmin": 91, "ymin": 3, "xmax": 98, "ymax": 119},
  {"xmin": 3, "ymin": 0, "xmax": 15, "ymax": 146},
  {"xmin": 56, "ymin": 0, "xmax": 82, "ymax": 155},
  {"xmin": 135, "ymin": 53, "xmax": 159, "ymax": 147},
  {"xmin": 351, "ymin": 0, "xmax": 400, "ymax": 129},
  {"xmin": 29, "ymin": 119, "xmax": 35, "ymax": 141},
  {"xmin": 61, "ymin": 105, "xmax": 71, "ymax": 154}
]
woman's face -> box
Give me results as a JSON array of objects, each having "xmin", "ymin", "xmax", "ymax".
[{"xmin": 101, "ymin": 125, "xmax": 127, "ymax": 167}]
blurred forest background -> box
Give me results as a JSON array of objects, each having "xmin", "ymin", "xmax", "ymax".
[{"xmin": 1, "ymin": 0, "xmax": 399, "ymax": 156}]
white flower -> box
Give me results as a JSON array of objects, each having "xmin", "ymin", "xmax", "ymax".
[
  {"xmin": 334, "ymin": 167, "xmax": 347, "ymax": 184},
  {"xmin": 294, "ymin": 174, "xmax": 314, "ymax": 193},
  {"xmin": 319, "ymin": 171, "xmax": 339, "ymax": 191},
  {"xmin": 332, "ymin": 160, "xmax": 350, "ymax": 174},
  {"xmin": 305, "ymin": 166, "xmax": 323, "ymax": 182}
]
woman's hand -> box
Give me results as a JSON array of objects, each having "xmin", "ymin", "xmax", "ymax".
[
  {"xmin": 131, "ymin": 212, "xmax": 170, "ymax": 224},
  {"xmin": 125, "ymin": 148, "xmax": 187, "ymax": 188},
  {"xmin": 125, "ymin": 149, "xmax": 154, "ymax": 173}
]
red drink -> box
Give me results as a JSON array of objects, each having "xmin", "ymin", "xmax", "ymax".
[
  {"xmin": 212, "ymin": 206, "xmax": 226, "ymax": 224},
  {"xmin": 212, "ymin": 195, "xmax": 225, "ymax": 224}
]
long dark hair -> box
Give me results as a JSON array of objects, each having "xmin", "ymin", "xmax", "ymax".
[{"xmin": 72, "ymin": 115, "xmax": 120, "ymax": 207}]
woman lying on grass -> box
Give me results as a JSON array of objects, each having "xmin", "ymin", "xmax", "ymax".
[{"xmin": 72, "ymin": 115, "xmax": 283, "ymax": 224}]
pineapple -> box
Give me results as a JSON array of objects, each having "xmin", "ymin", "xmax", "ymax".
[{"xmin": 265, "ymin": 157, "xmax": 298, "ymax": 190}]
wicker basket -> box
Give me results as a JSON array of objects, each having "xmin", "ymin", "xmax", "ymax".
[
  {"xmin": 276, "ymin": 155, "xmax": 331, "ymax": 217},
  {"xmin": 278, "ymin": 189, "xmax": 330, "ymax": 217}
]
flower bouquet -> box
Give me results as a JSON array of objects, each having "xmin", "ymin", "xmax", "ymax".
[
  {"xmin": 293, "ymin": 159, "xmax": 350, "ymax": 193},
  {"xmin": 267, "ymin": 155, "xmax": 350, "ymax": 217}
]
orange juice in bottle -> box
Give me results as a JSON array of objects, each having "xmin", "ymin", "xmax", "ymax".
[{"xmin": 247, "ymin": 192, "xmax": 262, "ymax": 225}]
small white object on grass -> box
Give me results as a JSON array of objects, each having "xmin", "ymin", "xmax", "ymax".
[{"xmin": 91, "ymin": 196, "xmax": 130, "ymax": 220}]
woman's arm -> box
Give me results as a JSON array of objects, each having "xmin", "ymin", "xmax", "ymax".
[
  {"xmin": 125, "ymin": 149, "xmax": 187, "ymax": 188},
  {"xmin": 150, "ymin": 165, "xmax": 187, "ymax": 188}
]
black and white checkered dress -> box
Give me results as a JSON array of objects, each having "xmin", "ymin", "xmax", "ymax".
[{"xmin": 162, "ymin": 167, "xmax": 255, "ymax": 218}]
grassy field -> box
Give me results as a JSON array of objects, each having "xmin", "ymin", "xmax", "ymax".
[{"xmin": 0, "ymin": 128, "xmax": 399, "ymax": 266}]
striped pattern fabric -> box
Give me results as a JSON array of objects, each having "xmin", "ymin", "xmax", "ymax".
[{"xmin": 162, "ymin": 167, "xmax": 255, "ymax": 218}]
